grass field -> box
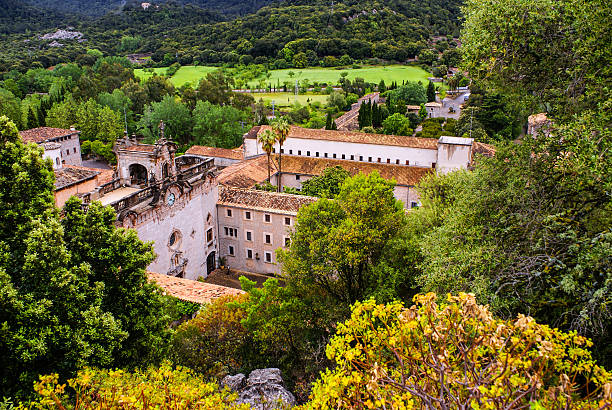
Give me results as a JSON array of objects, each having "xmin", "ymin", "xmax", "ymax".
[
  {"xmin": 249, "ymin": 92, "xmax": 330, "ymax": 107},
  {"xmin": 135, "ymin": 66, "xmax": 219, "ymax": 86},
  {"xmin": 135, "ymin": 65, "xmax": 432, "ymax": 88}
]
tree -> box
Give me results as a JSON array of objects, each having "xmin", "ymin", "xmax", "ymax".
[
  {"xmin": 426, "ymin": 80, "xmax": 436, "ymax": 102},
  {"xmin": 307, "ymin": 294, "xmax": 612, "ymax": 409},
  {"xmin": 0, "ymin": 88, "xmax": 21, "ymax": 129},
  {"xmin": 418, "ymin": 103, "xmax": 427, "ymax": 120},
  {"xmin": 325, "ymin": 111, "xmax": 333, "ymax": 130},
  {"xmin": 461, "ymin": 0, "xmax": 612, "ymax": 115},
  {"xmin": 144, "ymin": 75, "xmax": 175, "ymax": 103},
  {"xmin": 0, "ymin": 117, "xmax": 123, "ymax": 396},
  {"xmin": 326, "ymin": 91, "xmax": 346, "ymax": 113},
  {"xmin": 278, "ymin": 172, "xmax": 406, "ymax": 309},
  {"xmin": 197, "ymin": 71, "xmax": 234, "ymax": 106},
  {"xmin": 138, "ymin": 95, "xmax": 192, "ymax": 146},
  {"xmin": 192, "ymin": 101, "xmax": 246, "ymax": 148},
  {"xmin": 300, "ymin": 166, "xmax": 350, "ymax": 198},
  {"xmin": 258, "ymin": 128, "xmax": 276, "ymax": 182},
  {"xmin": 271, "ymin": 117, "xmax": 290, "ymax": 192},
  {"xmin": 387, "ymin": 82, "xmax": 427, "ymax": 106},
  {"xmin": 413, "ymin": 102, "xmax": 612, "ymax": 367},
  {"xmin": 382, "ymin": 113, "xmax": 413, "ymax": 136}
]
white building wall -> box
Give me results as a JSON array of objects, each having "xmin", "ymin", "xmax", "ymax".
[
  {"xmin": 43, "ymin": 147, "xmax": 62, "ymax": 169},
  {"xmin": 130, "ymin": 183, "xmax": 219, "ymax": 281},
  {"xmin": 57, "ymin": 133, "xmax": 82, "ymax": 166},
  {"xmin": 436, "ymin": 140, "xmax": 473, "ymax": 175},
  {"xmin": 245, "ymin": 137, "xmax": 438, "ymax": 168}
]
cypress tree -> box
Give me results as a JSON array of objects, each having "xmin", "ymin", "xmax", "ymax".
[
  {"xmin": 358, "ymin": 102, "xmax": 366, "ymax": 129},
  {"xmin": 26, "ymin": 106, "xmax": 38, "ymax": 129},
  {"xmin": 325, "ymin": 111, "xmax": 333, "ymax": 130},
  {"xmin": 331, "ymin": 118, "xmax": 337, "ymax": 130},
  {"xmin": 427, "ymin": 80, "xmax": 436, "ymax": 102},
  {"xmin": 365, "ymin": 100, "xmax": 373, "ymax": 127},
  {"xmin": 378, "ymin": 79, "xmax": 386, "ymax": 93}
]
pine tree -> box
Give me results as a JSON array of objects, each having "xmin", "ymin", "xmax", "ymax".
[
  {"xmin": 378, "ymin": 80, "xmax": 386, "ymax": 93},
  {"xmin": 427, "ymin": 81, "xmax": 436, "ymax": 103},
  {"xmin": 358, "ymin": 102, "xmax": 366, "ymax": 129}
]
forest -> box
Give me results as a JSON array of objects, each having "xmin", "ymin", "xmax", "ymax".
[{"xmin": 0, "ymin": 0, "xmax": 461, "ymax": 72}]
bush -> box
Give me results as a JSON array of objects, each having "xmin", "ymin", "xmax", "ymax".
[
  {"xmin": 170, "ymin": 294, "xmax": 254, "ymax": 379},
  {"xmin": 306, "ymin": 294, "xmax": 612, "ymax": 409},
  {"xmin": 31, "ymin": 363, "xmax": 248, "ymax": 409}
]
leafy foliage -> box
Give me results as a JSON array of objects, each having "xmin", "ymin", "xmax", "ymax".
[
  {"xmin": 306, "ymin": 294, "xmax": 612, "ymax": 409},
  {"xmin": 300, "ymin": 166, "xmax": 350, "ymax": 198},
  {"xmin": 31, "ymin": 363, "xmax": 249, "ymax": 409}
]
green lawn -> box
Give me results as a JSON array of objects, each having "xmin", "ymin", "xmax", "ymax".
[
  {"xmin": 135, "ymin": 64, "xmax": 432, "ymax": 89},
  {"xmin": 134, "ymin": 66, "xmax": 219, "ymax": 86},
  {"xmin": 251, "ymin": 65, "xmax": 431, "ymax": 88},
  {"xmin": 250, "ymin": 92, "xmax": 330, "ymax": 107}
]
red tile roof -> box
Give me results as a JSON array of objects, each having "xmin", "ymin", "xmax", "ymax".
[
  {"xmin": 218, "ymin": 155, "xmax": 270, "ymax": 188},
  {"xmin": 251, "ymin": 126, "xmax": 438, "ymax": 150},
  {"xmin": 147, "ymin": 272, "xmax": 244, "ymax": 304},
  {"xmin": 20, "ymin": 127, "xmax": 78, "ymax": 144},
  {"xmin": 54, "ymin": 166, "xmax": 99, "ymax": 190},
  {"xmin": 185, "ymin": 145, "xmax": 243, "ymax": 160},
  {"xmin": 273, "ymin": 156, "xmax": 434, "ymax": 186},
  {"xmin": 218, "ymin": 186, "xmax": 317, "ymax": 214}
]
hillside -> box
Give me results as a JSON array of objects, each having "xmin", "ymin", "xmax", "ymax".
[{"xmin": 0, "ymin": 0, "xmax": 462, "ymax": 71}]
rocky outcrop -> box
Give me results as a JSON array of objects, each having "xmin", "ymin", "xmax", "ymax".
[
  {"xmin": 222, "ymin": 368, "xmax": 296, "ymax": 409},
  {"xmin": 40, "ymin": 29, "xmax": 84, "ymax": 41}
]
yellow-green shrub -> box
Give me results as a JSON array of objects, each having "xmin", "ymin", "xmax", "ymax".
[
  {"xmin": 305, "ymin": 293, "xmax": 612, "ymax": 409},
  {"xmin": 29, "ymin": 362, "xmax": 249, "ymax": 409}
]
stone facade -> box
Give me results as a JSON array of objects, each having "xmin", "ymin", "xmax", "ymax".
[{"xmin": 20, "ymin": 127, "xmax": 82, "ymax": 166}]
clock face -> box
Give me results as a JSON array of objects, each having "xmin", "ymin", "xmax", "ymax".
[{"xmin": 167, "ymin": 192, "xmax": 176, "ymax": 206}]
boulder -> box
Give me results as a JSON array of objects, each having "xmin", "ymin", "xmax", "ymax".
[{"xmin": 223, "ymin": 368, "xmax": 296, "ymax": 410}]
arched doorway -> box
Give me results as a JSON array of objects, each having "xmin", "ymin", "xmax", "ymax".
[
  {"xmin": 206, "ymin": 251, "xmax": 216, "ymax": 275},
  {"xmin": 129, "ymin": 163, "xmax": 148, "ymax": 186}
]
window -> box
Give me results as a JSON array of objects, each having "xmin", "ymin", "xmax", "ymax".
[
  {"xmin": 411, "ymin": 202, "xmax": 419, "ymax": 208},
  {"xmin": 246, "ymin": 249, "xmax": 253, "ymax": 259},
  {"xmin": 306, "ymin": 151, "xmax": 310, "ymax": 156},
  {"xmin": 405, "ymin": 160, "xmax": 410, "ymax": 165},
  {"xmin": 66, "ymin": 149, "xmax": 69, "ymax": 155},
  {"xmin": 246, "ymin": 230, "xmax": 253, "ymax": 241},
  {"xmin": 272, "ymin": 148, "xmax": 275, "ymax": 153},
  {"xmin": 396, "ymin": 159, "xmax": 400, "ymax": 164},
  {"xmin": 228, "ymin": 245, "xmax": 235, "ymax": 256},
  {"xmin": 264, "ymin": 233, "xmax": 272, "ymax": 244},
  {"xmin": 224, "ymin": 227, "xmax": 228, "ymax": 235},
  {"xmin": 324, "ymin": 153, "xmax": 328, "ymax": 158},
  {"xmin": 264, "ymin": 251, "xmax": 273, "ymax": 263},
  {"xmin": 368, "ymin": 157, "xmax": 372, "ymax": 162},
  {"xmin": 206, "ymin": 228, "xmax": 213, "ymax": 243},
  {"xmin": 245, "ymin": 211, "xmax": 252, "ymax": 220},
  {"xmin": 351, "ymin": 155, "xmax": 355, "ymax": 160},
  {"xmin": 264, "ymin": 213, "xmax": 271, "ymax": 223},
  {"xmin": 315, "ymin": 152, "xmax": 319, "ymax": 157},
  {"xmin": 289, "ymin": 149, "xmax": 293, "ymax": 154},
  {"xmin": 284, "ymin": 217, "xmax": 291, "ymax": 226},
  {"xmin": 280, "ymin": 149, "xmax": 284, "ymax": 153},
  {"xmin": 432, "ymin": 163, "xmax": 437, "ymax": 168},
  {"xmin": 387, "ymin": 158, "xmax": 390, "ymax": 164},
  {"xmin": 359, "ymin": 156, "xmax": 363, "ymax": 161},
  {"xmin": 298, "ymin": 150, "xmax": 301, "ymax": 155},
  {"xmin": 55, "ymin": 158, "xmax": 60, "ymax": 166},
  {"xmin": 226, "ymin": 209, "xmax": 232, "ymax": 217},
  {"xmin": 224, "ymin": 227, "xmax": 238, "ymax": 237},
  {"xmin": 377, "ymin": 158, "xmax": 381, "ymax": 163},
  {"xmin": 284, "ymin": 236, "xmax": 291, "ymax": 247},
  {"xmin": 296, "ymin": 175, "xmax": 300, "ymax": 180},
  {"xmin": 73, "ymin": 147, "xmax": 77, "ymax": 153}
]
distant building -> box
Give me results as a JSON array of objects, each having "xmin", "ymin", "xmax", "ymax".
[
  {"xmin": 185, "ymin": 145, "xmax": 244, "ymax": 169},
  {"xmin": 20, "ymin": 127, "xmax": 82, "ymax": 166}
]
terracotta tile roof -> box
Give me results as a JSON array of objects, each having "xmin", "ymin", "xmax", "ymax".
[
  {"xmin": 20, "ymin": 127, "xmax": 78, "ymax": 144},
  {"xmin": 124, "ymin": 144, "xmax": 156, "ymax": 152},
  {"xmin": 147, "ymin": 272, "xmax": 244, "ymax": 304},
  {"xmin": 186, "ymin": 145, "xmax": 243, "ymax": 160},
  {"xmin": 273, "ymin": 156, "xmax": 434, "ymax": 186},
  {"xmin": 219, "ymin": 185, "xmax": 316, "ymax": 214},
  {"xmin": 217, "ymin": 155, "xmax": 270, "ymax": 188},
  {"xmin": 472, "ymin": 141, "xmax": 496, "ymax": 158},
  {"xmin": 54, "ymin": 166, "xmax": 99, "ymax": 190},
  {"xmin": 251, "ymin": 126, "xmax": 438, "ymax": 150}
]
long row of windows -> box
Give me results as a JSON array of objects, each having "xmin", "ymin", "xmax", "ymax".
[
  {"xmin": 276, "ymin": 149, "xmax": 436, "ymax": 168},
  {"xmin": 223, "ymin": 226, "xmax": 290, "ymax": 247}
]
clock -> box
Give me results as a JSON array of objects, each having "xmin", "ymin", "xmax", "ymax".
[{"xmin": 166, "ymin": 192, "xmax": 176, "ymax": 206}]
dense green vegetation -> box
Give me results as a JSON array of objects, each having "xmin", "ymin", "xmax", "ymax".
[{"xmin": 0, "ymin": 0, "xmax": 461, "ymax": 72}]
